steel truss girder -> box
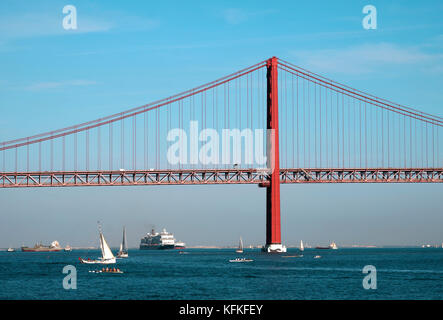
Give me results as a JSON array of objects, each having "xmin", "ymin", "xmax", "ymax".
[{"xmin": 0, "ymin": 168, "xmax": 442, "ymax": 188}]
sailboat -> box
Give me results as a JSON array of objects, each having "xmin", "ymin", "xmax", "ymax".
[
  {"xmin": 300, "ymin": 240, "xmax": 304, "ymax": 252},
  {"xmin": 79, "ymin": 224, "xmax": 116, "ymax": 264},
  {"xmin": 117, "ymin": 227, "xmax": 129, "ymax": 258},
  {"xmin": 235, "ymin": 237, "xmax": 243, "ymax": 253}
]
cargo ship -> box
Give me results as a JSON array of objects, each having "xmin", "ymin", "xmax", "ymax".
[
  {"xmin": 315, "ymin": 242, "xmax": 338, "ymax": 250},
  {"xmin": 21, "ymin": 241, "xmax": 62, "ymax": 252},
  {"xmin": 140, "ymin": 228, "xmax": 185, "ymax": 250}
]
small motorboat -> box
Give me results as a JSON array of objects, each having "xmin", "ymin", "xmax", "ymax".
[
  {"xmin": 314, "ymin": 255, "xmax": 321, "ymax": 259},
  {"xmin": 7, "ymin": 248, "xmax": 15, "ymax": 252},
  {"xmin": 64, "ymin": 245, "xmax": 72, "ymax": 252},
  {"xmin": 89, "ymin": 268, "xmax": 123, "ymax": 274},
  {"xmin": 229, "ymin": 257, "xmax": 253, "ymax": 263}
]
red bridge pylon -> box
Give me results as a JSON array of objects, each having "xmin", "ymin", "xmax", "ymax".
[{"xmin": 262, "ymin": 57, "xmax": 286, "ymax": 253}]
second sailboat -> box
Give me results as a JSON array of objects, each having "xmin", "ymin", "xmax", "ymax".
[{"xmin": 117, "ymin": 226, "xmax": 129, "ymax": 258}]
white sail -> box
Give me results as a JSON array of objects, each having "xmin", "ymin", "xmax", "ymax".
[
  {"xmin": 79, "ymin": 224, "xmax": 116, "ymax": 264},
  {"xmin": 99, "ymin": 234, "xmax": 104, "ymax": 256},
  {"xmin": 122, "ymin": 227, "xmax": 127, "ymax": 252},
  {"xmin": 236, "ymin": 237, "xmax": 243, "ymax": 253},
  {"xmin": 99, "ymin": 232, "xmax": 115, "ymax": 260},
  {"xmin": 300, "ymin": 240, "xmax": 304, "ymax": 251}
]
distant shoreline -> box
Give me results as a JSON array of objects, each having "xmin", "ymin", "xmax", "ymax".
[{"xmin": 2, "ymin": 245, "xmax": 442, "ymax": 251}]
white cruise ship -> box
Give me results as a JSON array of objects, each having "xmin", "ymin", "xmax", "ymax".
[{"xmin": 140, "ymin": 228, "xmax": 185, "ymax": 250}]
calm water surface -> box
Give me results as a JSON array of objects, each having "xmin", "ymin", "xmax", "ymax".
[{"xmin": 0, "ymin": 248, "xmax": 442, "ymax": 299}]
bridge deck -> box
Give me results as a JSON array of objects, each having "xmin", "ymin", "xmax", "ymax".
[{"xmin": 1, "ymin": 168, "xmax": 442, "ymax": 188}]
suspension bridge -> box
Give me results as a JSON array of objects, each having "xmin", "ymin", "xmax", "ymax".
[{"xmin": 1, "ymin": 57, "xmax": 442, "ymax": 252}]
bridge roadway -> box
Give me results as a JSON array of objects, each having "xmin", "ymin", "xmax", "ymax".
[{"xmin": 1, "ymin": 168, "xmax": 442, "ymax": 188}]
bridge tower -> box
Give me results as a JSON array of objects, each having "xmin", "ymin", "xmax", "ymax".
[{"xmin": 262, "ymin": 57, "xmax": 286, "ymax": 253}]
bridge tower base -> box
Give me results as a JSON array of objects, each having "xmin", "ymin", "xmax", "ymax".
[
  {"xmin": 262, "ymin": 57, "xmax": 286, "ymax": 254},
  {"xmin": 262, "ymin": 243, "xmax": 287, "ymax": 253}
]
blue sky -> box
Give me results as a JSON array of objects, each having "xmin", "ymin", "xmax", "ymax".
[{"xmin": 0, "ymin": 0, "xmax": 442, "ymax": 248}]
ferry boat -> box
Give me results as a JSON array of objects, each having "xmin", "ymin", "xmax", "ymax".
[
  {"xmin": 22, "ymin": 241, "xmax": 62, "ymax": 252},
  {"xmin": 140, "ymin": 228, "xmax": 185, "ymax": 250},
  {"xmin": 174, "ymin": 241, "xmax": 186, "ymax": 250}
]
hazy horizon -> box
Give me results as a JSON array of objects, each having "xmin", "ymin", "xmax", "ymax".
[{"xmin": 1, "ymin": 183, "xmax": 442, "ymax": 248}]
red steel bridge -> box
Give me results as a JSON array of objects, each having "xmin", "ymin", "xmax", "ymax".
[{"xmin": 1, "ymin": 57, "xmax": 442, "ymax": 252}]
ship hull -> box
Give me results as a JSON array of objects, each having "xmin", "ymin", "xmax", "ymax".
[
  {"xmin": 79, "ymin": 257, "xmax": 116, "ymax": 264},
  {"xmin": 21, "ymin": 247, "xmax": 62, "ymax": 252},
  {"xmin": 139, "ymin": 244, "xmax": 175, "ymax": 250},
  {"xmin": 116, "ymin": 252, "xmax": 129, "ymax": 258}
]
